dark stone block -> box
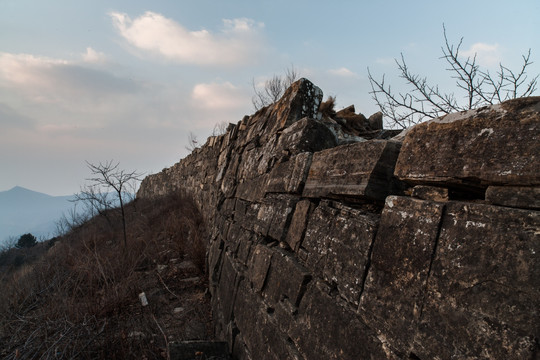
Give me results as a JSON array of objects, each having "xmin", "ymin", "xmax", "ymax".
[
  {"xmin": 303, "ymin": 140, "xmax": 401, "ymax": 201},
  {"xmin": 358, "ymin": 196, "xmax": 445, "ymax": 353},
  {"xmin": 262, "ymin": 247, "xmax": 311, "ymax": 306},
  {"xmin": 395, "ymin": 97, "xmax": 540, "ymax": 188},
  {"xmin": 290, "ymin": 281, "xmax": 389, "ymax": 359},
  {"xmin": 413, "ymin": 201, "xmax": 540, "ymax": 359},
  {"xmin": 234, "ymin": 279, "xmax": 301, "ymax": 360},
  {"xmin": 302, "ymin": 201, "xmax": 378, "ymax": 305},
  {"xmin": 284, "ymin": 199, "xmax": 315, "ymax": 251},
  {"xmin": 264, "ymin": 152, "xmax": 313, "ymax": 195},
  {"xmin": 276, "ymin": 117, "xmax": 338, "ymax": 155},
  {"xmin": 486, "ymin": 185, "xmax": 540, "ymax": 209},
  {"xmin": 247, "ymin": 244, "xmax": 273, "ymax": 293},
  {"xmin": 253, "ymin": 195, "xmax": 298, "ymax": 241}
]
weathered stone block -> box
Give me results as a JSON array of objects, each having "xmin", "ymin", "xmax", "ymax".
[
  {"xmin": 486, "ymin": 185, "xmax": 540, "ymax": 209},
  {"xmin": 264, "ymin": 152, "xmax": 312, "ymax": 195},
  {"xmin": 290, "ymin": 281, "xmax": 389, "ymax": 359},
  {"xmin": 216, "ymin": 254, "xmax": 240, "ymax": 325},
  {"xmin": 284, "ymin": 199, "xmax": 315, "ymax": 251},
  {"xmin": 286, "ymin": 152, "xmax": 312, "ymax": 193},
  {"xmin": 358, "ymin": 196, "xmax": 445, "ymax": 352},
  {"xmin": 413, "ymin": 201, "xmax": 540, "ymax": 359},
  {"xmin": 301, "ymin": 201, "xmax": 378, "ymax": 305},
  {"xmin": 234, "ymin": 279, "xmax": 301, "ymax": 360},
  {"xmin": 303, "ymin": 140, "xmax": 401, "ymax": 201},
  {"xmin": 247, "ymin": 244, "xmax": 273, "ymax": 293},
  {"xmin": 236, "ymin": 175, "xmax": 268, "ymax": 202},
  {"xmin": 262, "ymin": 247, "xmax": 311, "ymax": 306},
  {"xmin": 253, "ymin": 195, "xmax": 298, "ymax": 241},
  {"xmin": 395, "ymin": 97, "xmax": 540, "ymax": 188},
  {"xmin": 276, "ymin": 117, "xmax": 337, "ymax": 155}
]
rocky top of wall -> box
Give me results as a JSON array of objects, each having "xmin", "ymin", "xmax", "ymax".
[{"xmin": 138, "ymin": 79, "xmax": 540, "ymax": 360}]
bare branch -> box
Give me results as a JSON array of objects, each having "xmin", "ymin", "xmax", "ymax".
[
  {"xmin": 252, "ymin": 65, "xmax": 300, "ymax": 110},
  {"xmin": 368, "ymin": 24, "xmax": 539, "ymax": 128}
]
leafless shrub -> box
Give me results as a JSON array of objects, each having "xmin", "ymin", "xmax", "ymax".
[
  {"xmin": 252, "ymin": 65, "xmax": 299, "ymax": 110},
  {"xmin": 211, "ymin": 121, "xmax": 230, "ymax": 137},
  {"xmin": 0, "ymin": 192, "xmax": 209, "ymax": 359},
  {"xmin": 368, "ymin": 25, "xmax": 539, "ymax": 128},
  {"xmin": 185, "ymin": 132, "xmax": 200, "ymax": 152},
  {"xmin": 73, "ymin": 160, "xmax": 143, "ymax": 247}
]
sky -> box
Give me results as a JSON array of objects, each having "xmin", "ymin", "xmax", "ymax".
[{"xmin": 1, "ymin": 0, "xmax": 539, "ymax": 196}]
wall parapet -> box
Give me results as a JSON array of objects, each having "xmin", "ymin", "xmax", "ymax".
[{"xmin": 138, "ymin": 79, "xmax": 540, "ymax": 359}]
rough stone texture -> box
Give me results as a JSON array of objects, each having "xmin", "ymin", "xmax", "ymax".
[
  {"xmin": 395, "ymin": 96, "xmax": 540, "ymax": 189},
  {"xmin": 290, "ymin": 281, "xmax": 389, "ymax": 360},
  {"xmin": 303, "ymin": 140, "xmax": 401, "ymax": 201},
  {"xmin": 359, "ymin": 196, "xmax": 445, "ymax": 354},
  {"xmin": 138, "ymin": 79, "xmax": 540, "ymax": 359},
  {"xmin": 301, "ymin": 201, "xmax": 379, "ymax": 305},
  {"xmin": 486, "ymin": 185, "xmax": 540, "ymax": 209},
  {"xmin": 411, "ymin": 185, "xmax": 449, "ymax": 202},
  {"xmin": 412, "ymin": 201, "xmax": 540, "ymax": 359}
]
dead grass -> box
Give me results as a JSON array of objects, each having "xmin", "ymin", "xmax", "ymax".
[{"xmin": 0, "ymin": 192, "xmax": 211, "ymax": 359}]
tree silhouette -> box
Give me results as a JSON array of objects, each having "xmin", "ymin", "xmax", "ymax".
[{"xmin": 17, "ymin": 233, "xmax": 37, "ymax": 248}]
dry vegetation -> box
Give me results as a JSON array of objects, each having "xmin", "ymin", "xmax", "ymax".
[{"xmin": 0, "ymin": 193, "xmax": 212, "ymax": 359}]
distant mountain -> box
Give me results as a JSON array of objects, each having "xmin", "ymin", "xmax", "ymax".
[{"xmin": 0, "ymin": 186, "xmax": 76, "ymax": 246}]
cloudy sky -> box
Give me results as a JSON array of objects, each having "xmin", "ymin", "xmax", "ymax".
[{"xmin": 1, "ymin": 0, "xmax": 539, "ymax": 195}]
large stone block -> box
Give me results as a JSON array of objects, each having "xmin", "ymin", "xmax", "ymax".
[
  {"xmin": 284, "ymin": 199, "xmax": 316, "ymax": 251},
  {"xmin": 247, "ymin": 244, "xmax": 273, "ymax": 293},
  {"xmin": 412, "ymin": 201, "xmax": 540, "ymax": 359},
  {"xmin": 264, "ymin": 152, "xmax": 312, "ymax": 195},
  {"xmin": 486, "ymin": 185, "xmax": 540, "ymax": 209},
  {"xmin": 303, "ymin": 140, "xmax": 401, "ymax": 201},
  {"xmin": 290, "ymin": 281, "xmax": 389, "ymax": 359},
  {"xmin": 234, "ymin": 279, "xmax": 301, "ymax": 360},
  {"xmin": 358, "ymin": 196, "xmax": 445, "ymax": 353},
  {"xmin": 395, "ymin": 97, "xmax": 540, "ymax": 188},
  {"xmin": 253, "ymin": 195, "xmax": 298, "ymax": 241},
  {"xmin": 301, "ymin": 201, "xmax": 378, "ymax": 305},
  {"xmin": 276, "ymin": 117, "xmax": 337, "ymax": 155},
  {"xmin": 262, "ymin": 247, "xmax": 311, "ymax": 306}
]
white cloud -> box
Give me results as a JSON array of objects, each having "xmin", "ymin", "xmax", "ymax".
[
  {"xmin": 0, "ymin": 52, "xmax": 140, "ymax": 107},
  {"xmin": 82, "ymin": 47, "xmax": 107, "ymax": 63},
  {"xmin": 192, "ymin": 81, "xmax": 249, "ymax": 110},
  {"xmin": 109, "ymin": 11, "xmax": 264, "ymax": 66},
  {"xmin": 461, "ymin": 42, "xmax": 501, "ymax": 68},
  {"xmin": 328, "ymin": 67, "xmax": 359, "ymax": 78}
]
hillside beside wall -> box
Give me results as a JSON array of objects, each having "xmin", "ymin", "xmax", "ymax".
[{"xmin": 138, "ymin": 79, "xmax": 540, "ymax": 359}]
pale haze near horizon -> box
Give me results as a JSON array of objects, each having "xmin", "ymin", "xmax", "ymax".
[{"xmin": 1, "ymin": 0, "xmax": 539, "ymax": 196}]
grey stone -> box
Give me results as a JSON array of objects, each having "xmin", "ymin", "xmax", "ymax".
[
  {"xmin": 359, "ymin": 196, "xmax": 445, "ymax": 353},
  {"xmin": 395, "ymin": 97, "xmax": 540, "ymax": 188},
  {"xmin": 486, "ymin": 185, "xmax": 540, "ymax": 209},
  {"xmin": 303, "ymin": 140, "xmax": 401, "ymax": 201}
]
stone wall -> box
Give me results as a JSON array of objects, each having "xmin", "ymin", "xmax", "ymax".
[{"xmin": 138, "ymin": 79, "xmax": 540, "ymax": 359}]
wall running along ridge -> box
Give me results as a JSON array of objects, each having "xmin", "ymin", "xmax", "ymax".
[{"xmin": 138, "ymin": 79, "xmax": 540, "ymax": 359}]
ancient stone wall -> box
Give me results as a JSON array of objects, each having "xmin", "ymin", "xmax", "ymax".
[{"xmin": 138, "ymin": 79, "xmax": 540, "ymax": 359}]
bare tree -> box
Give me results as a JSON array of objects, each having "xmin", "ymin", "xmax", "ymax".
[
  {"xmin": 368, "ymin": 25, "xmax": 539, "ymax": 128},
  {"xmin": 211, "ymin": 121, "xmax": 230, "ymax": 137},
  {"xmin": 73, "ymin": 161, "xmax": 143, "ymax": 247},
  {"xmin": 185, "ymin": 132, "xmax": 199, "ymax": 152},
  {"xmin": 252, "ymin": 66, "xmax": 299, "ymax": 110}
]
